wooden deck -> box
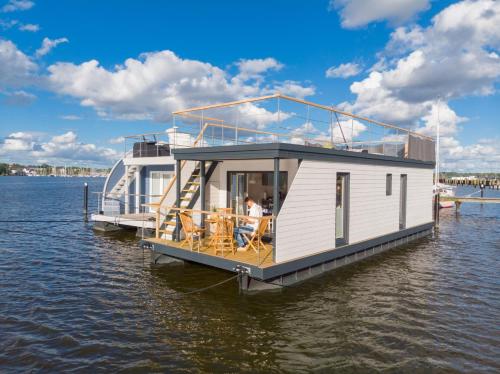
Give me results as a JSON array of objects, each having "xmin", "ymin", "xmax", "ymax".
[
  {"xmin": 146, "ymin": 237, "xmax": 275, "ymax": 267},
  {"xmin": 440, "ymin": 196, "xmax": 500, "ymax": 204},
  {"xmin": 92, "ymin": 212, "xmax": 156, "ymax": 228}
]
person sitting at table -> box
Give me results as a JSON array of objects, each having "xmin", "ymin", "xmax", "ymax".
[{"xmin": 234, "ymin": 196, "xmax": 263, "ymax": 251}]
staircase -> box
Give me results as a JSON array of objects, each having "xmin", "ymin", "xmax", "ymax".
[
  {"xmin": 157, "ymin": 161, "xmax": 218, "ymax": 240},
  {"xmin": 107, "ymin": 165, "xmax": 139, "ymax": 198}
]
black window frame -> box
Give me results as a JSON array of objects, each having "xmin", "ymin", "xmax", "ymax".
[
  {"xmin": 335, "ymin": 172, "xmax": 350, "ymax": 247},
  {"xmin": 386, "ymin": 173, "xmax": 392, "ymax": 196}
]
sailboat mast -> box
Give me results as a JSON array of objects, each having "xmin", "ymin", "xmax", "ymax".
[{"xmin": 436, "ymin": 98, "xmax": 440, "ymax": 185}]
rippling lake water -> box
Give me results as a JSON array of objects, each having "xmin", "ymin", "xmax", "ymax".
[{"xmin": 0, "ymin": 176, "xmax": 499, "ymax": 373}]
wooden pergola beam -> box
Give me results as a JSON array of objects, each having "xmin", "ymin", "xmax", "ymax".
[
  {"xmin": 175, "ymin": 112, "xmax": 226, "ymax": 123},
  {"xmin": 172, "ymin": 94, "xmax": 280, "ymax": 114}
]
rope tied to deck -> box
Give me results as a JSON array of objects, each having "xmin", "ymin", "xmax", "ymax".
[{"xmin": 170, "ymin": 274, "xmax": 240, "ymax": 296}]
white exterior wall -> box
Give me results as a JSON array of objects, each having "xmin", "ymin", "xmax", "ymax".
[
  {"xmin": 275, "ymin": 161, "xmax": 337, "ymax": 262},
  {"xmin": 275, "ymin": 160, "xmax": 433, "ymax": 263}
]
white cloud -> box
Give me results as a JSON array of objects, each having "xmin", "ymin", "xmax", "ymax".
[
  {"xmin": 0, "ymin": 131, "xmax": 119, "ymax": 165},
  {"xmin": 290, "ymin": 119, "xmax": 367, "ymax": 145},
  {"xmin": 0, "ymin": 39, "xmax": 37, "ymax": 89},
  {"xmin": 2, "ymin": 90, "xmax": 36, "ymax": 105},
  {"xmin": 108, "ymin": 136, "xmax": 125, "ymax": 144},
  {"xmin": 326, "ymin": 62, "xmax": 362, "ymax": 78},
  {"xmin": 59, "ymin": 114, "xmax": 82, "ymax": 120},
  {"xmin": 0, "ymin": 19, "xmax": 38, "ymax": 32},
  {"xmin": 47, "ymin": 50, "xmax": 313, "ymax": 122},
  {"xmin": 51, "ymin": 131, "xmax": 77, "ymax": 144},
  {"xmin": 0, "ymin": 18, "xmax": 18, "ymax": 29},
  {"xmin": 418, "ymin": 101, "xmax": 467, "ymax": 137},
  {"xmin": 343, "ymin": 0, "xmax": 500, "ymax": 171},
  {"xmin": 330, "ymin": 0, "xmax": 430, "ymax": 28},
  {"xmin": 35, "ymin": 37, "xmax": 68, "ymax": 57},
  {"xmin": 235, "ymin": 57, "xmax": 283, "ymax": 80},
  {"xmin": 0, "ymin": 131, "xmax": 37, "ymax": 151},
  {"xmin": 234, "ymin": 103, "xmax": 291, "ymax": 130},
  {"xmin": 18, "ymin": 23, "xmax": 38, "ymax": 31},
  {"xmin": 270, "ymin": 80, "xmax": 315, "ymax": 99},
  {"xmin": 2, "ymin": 0, "xmax": 34, "ymax": 12},
  {"xmin": 346, "ymin": 0, "xmax": 500, "ymax": 126},
  {"xmin": 439, "ymin": 138, "xmax": 500, "ymax": 172}
]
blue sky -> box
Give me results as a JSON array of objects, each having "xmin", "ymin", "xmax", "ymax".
[{"xmin": 0, "ymin": 0, "xmax": 499, "ymax": 170}]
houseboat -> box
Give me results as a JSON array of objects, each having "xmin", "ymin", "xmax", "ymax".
[{"xmin": 92, "ymin": 94, "xmax": 436, "ymax": 291}]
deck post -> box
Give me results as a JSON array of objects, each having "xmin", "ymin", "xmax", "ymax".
[
  {"xmin": 175, "ymin": 159, "xmax": 181, "ymax": 242},
  {"xmin": 200, "ymin": 161, "xmax": 206, "ymax": 229},
  {"xmin": 273, "ymin": 157, "xmax": 280, "ymax": 262},
  {"xmin": 134, "ymin": 167, "xmax": 141, "ymax": 214},
  {"xmin": 124, "ymin": 165, "xmax": 130, "ymax": 214}
]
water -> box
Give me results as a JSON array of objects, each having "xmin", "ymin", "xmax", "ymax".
[{"xmin": 0, "ymin": 177, "xmax": 499, "ymax": 373}]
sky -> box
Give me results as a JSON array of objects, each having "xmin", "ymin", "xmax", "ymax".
[{"xmin": 0, "ymin": 0, "xmax": 499, "ymax": 171}]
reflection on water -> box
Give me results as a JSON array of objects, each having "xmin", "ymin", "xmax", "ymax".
[{"xmin": 0, "ymin": 177, "xmax": 499, "ymax": 372}]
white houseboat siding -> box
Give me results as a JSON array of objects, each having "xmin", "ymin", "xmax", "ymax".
[{"xmin": 275, "ymin": 160, "xmax": 433, "ymax": 263}]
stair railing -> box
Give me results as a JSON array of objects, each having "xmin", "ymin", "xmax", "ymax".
[{"xmin": 155, "ymin": 123, "xmax": 210, "ymax": 238}]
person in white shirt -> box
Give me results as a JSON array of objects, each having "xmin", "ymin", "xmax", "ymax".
[{"xmin": 234, "ymin": 196, "xmax": 263, "ymax": 251}]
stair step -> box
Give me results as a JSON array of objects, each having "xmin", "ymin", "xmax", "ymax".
[
  {"xmin": 164, "ymin": 220, "xmax": 177, "ymax": 225},
  {"xmin": 187, "ymin": 181, "xmax": 200, "ymax": 185},
  {"xmin": 182, "ymin": 189, "xmax": 197, "ymax": 193},
  {"xmin": 158, "ymin": 229, "xmax": 174, "ymax": 234},
  {"xmin": 180, "ymin": 197, "xmax": 191, "ymax": 201}
]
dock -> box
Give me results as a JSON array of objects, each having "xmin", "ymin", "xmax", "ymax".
[
  {"xmin": 439, "ymin": 196, "xmax": 500, "ymax": 210},
  {"xmin": 441, "ymin": 178, "xmax": 500, "ymax": 189},
  {"xmin": 92, "ymin": 212, "xmax": 156, "ymax": 233}
]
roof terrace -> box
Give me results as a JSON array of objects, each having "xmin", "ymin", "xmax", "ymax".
[{"xmin": 125, "ymin": 93, "xmax": 435, "ymax": 162}]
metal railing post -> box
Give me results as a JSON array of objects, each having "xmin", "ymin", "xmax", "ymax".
[
  {"xmin": 200, "ymin": 161, "xmax": 206, "ymax": 230},
  {"xmin": 175, "ymin": 159, "xmax": 182, "ymax": 242},
  {"xmin": 273, "ymin": 157, "xmax": 280, "ymax": 263}
]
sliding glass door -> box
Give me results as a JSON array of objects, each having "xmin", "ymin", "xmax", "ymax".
[
  {"xmin": 227, "ymin": 171, "xmax": 287, "ymax": 215},
  {"xmin": 335, "ymin": 173, "xmax": 349, "ymax": 246},
  {"xmin": 229, "ymin": 172, "xmax": 246, "ymax": 215}
]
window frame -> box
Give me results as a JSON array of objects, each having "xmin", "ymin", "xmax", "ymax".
[
  {"xmin": 386, "ymin": 173, "xmax": 392, "ymax": 196},
  {"xmin": 335, "ymin": 172, "xmax": 350, "ymax": 247}
]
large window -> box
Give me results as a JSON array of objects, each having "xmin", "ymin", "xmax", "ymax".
[
  {"xmin": 149, "ymin": 171, "xmax": 173, "ymax": 211},
  {"xmin": 336, "ymin": 173, "xmax": 350, "ymax": 246},
  {"xmin": 386, "ymin": 173, "xmax": 392, "ymax": 196},
  {"xmin": 227, "ymin": 171, "xmax": 287, "ymax": 215}
]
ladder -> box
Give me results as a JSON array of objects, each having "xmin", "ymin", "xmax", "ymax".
[
  {"xmin": 157, "ymin": 160, "xmax": 218, "ymax": 240},
  {"xmin": 107, "ymin": 165, "xmax": 139, "ymax": 198}
]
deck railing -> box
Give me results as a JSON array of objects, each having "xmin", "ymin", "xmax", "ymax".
[
  {"xmin": 157, "ymin": 207, "xmax": 275, "ymax": 266},
  {"xmin": 171, "ymin": 93, "xmax": 435, "ymax": 161},
  {"xmin": 93, "ymin": 191, "xmax": 164, "ymax": 216}
]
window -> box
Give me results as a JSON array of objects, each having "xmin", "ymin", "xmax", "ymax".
[
  {"xmin": 335, "ymin": 173, "xmax": 350, "ymax": 246},
  {"xmin": 149, "ymin": 171, "xmax": 173, "ymax": 211},
  {"xmin": 386, "ymin": 173, "xmax": 392, "ymax": 196},
  {"xmin": 227, "ymin": 171, "xmax": 287, "ymax": 215},
  {"xmin": 399, "ymin": 174, "xmax": 407, "ymax": 230}
]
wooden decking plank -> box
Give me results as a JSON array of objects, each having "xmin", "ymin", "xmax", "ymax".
[{"xmin": 146, "ymin": 237, "xmax": 274, "ymax": 268}]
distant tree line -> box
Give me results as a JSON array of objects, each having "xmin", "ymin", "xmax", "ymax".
[
  {"xmin": 0, "ymin": 163, "xmax": 8, "ymax": 176},
  {"xmin": 0, "ymin": 163, "xmax": 110, "ymax": 176}
]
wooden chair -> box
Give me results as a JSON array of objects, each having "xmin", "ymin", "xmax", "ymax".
[
  {"xmin": 242, "ymin": 216, "xmax": 271, "ymax": 253},
  {"xmin": 179, "ymin": 212, "xmax": 205, "ymax": 251},
  {"xmin": 213, "ymin": 215, "xmax": 235, "ymax": 256}
]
